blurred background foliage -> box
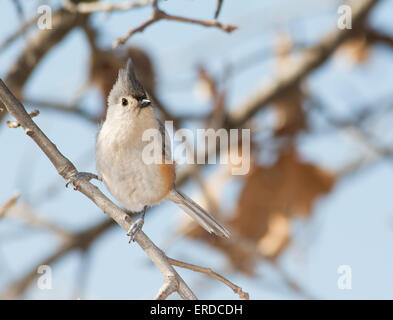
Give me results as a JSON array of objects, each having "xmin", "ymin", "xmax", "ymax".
[{"xmin": 1, "ymin": 0, "xmax": 393, "ymax": 299}]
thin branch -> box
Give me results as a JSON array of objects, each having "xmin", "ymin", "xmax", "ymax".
[
  {"xmin": 0, "ymin": 79, "xmax": 197, "ymax": 300},
  {"xmin": 6, "ymin": 109, "xmax": 39, "ymax": 128},
  {"xmin": 113, "ymin": 1, "xmax": 237, "ymax": 47},
  {"xmin": 23, "ymin": 99, "xmax": 98, "ymax": 123},
  {"xmin": 214, "ymin": 0, "xmax": 224, "ymax": 19},
  {"xmin": 0, "ymin": 192, "xmax": 21, "ymax": 219},
  {"xmin": 154, "ymin": 275, "xmax": 178, "ymax": 300},
  {"xmin": 178, "ymin": 220, "xmax": 315, "ymax": 299},
  {"xmin": 225, "ymin": 0, "xmax": 379, "ymax": 128},
  {"xmin": 364, "ymin": 26, "xmax": 393, "ymax": 49},
  {"xmin": 168, "ymin": 257, "xmax": 249, "ymax": 300},
  {"xmin": 0, "ymin": 5, "xmax": 36, "ymax": 52},
  {"xmin": 12, "ymin": 0, "xmax": 24, "ymax": 20},
  {"xmin": 5, "ymin": 202, "xmax": 71, "ymax": 239},
  {"xmin": 272, "ymin": 261, "xmax": 314, "ymax": 299},
  {"xmin": 113, "ymin": 15, "xmax": 157, "ymax": 47},
  {"xmin": 0, "ymin": 219, "xmax": 113, "ymax": 299},
  {"xmin": 162, "ymin": 11, "xmax": 236, "ymax": 32},
  {"xmin": 173, "ymin": 0, "xmax": 380, "ymax": 189},
  {"xmin": 73, "ymin": 250, "xmax": 92, "ymax": 299},
  {"xmin": 64, "ymin": 0, "xmax": 153, "ymax": 14},
  {"xmin": 309, "ymin": 93, "xmax": 393, "ymax": 161},
  {"xmin": 0, "ymin": 7, "xmax": 90, "ymax": 124}
]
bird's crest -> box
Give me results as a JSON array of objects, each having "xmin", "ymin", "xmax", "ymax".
[{"xmin": 108, "ymin": 59, "xmax": 146, "ymax": 106}]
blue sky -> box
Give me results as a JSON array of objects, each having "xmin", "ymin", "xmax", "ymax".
[{"xmin": 1, "ymin": 0, "xmax": 393, "ymax": 299}]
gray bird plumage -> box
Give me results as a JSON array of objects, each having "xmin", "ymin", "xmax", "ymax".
[
  {"xmin": 108, "ymin": 59, "xmax": 146, "ymax": 106},
  {"xmin": 97, "ymin": 58, "xmax": 230, "ymax": 240}
]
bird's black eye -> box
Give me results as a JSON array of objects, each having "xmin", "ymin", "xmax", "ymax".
[{"xmin": 121, "ymin": 98, "xmax": 128, "ymax": 106}]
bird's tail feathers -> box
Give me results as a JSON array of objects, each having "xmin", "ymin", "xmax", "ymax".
[{"xmin": 168, "ymin": 189, "xmax": 230, "ymax": 238}]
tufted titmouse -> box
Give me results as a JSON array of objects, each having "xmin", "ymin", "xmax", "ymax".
[{"xmin": 70, "ymin": 59, "xmax": 230, "ymax": 241}]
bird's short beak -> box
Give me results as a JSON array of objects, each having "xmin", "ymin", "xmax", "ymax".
[{"xmin": 139, "ymin": 99, "xmax": 151, "ymax": 108}]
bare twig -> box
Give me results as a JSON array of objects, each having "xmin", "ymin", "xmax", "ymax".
[
  {"xmin": 0, "ymin": 192, "xmax": 21, "ymax": 219},
  {"xmin": 0, "ymin": 2, "xmax": 36, "ymax": 52},
  {"xmin": 154, "ymin": 275, "xmax": 178, "ymax": 300},
  {"xmin": 113, "ymin": 0, "xmax": 237, "ymax": 47},
  {"xmin": 364, "ymin": 26, "xmax": 393, "ymax": 49},
  {"xmin": 214, "ymin": 0, "xmax": 224, "ymax": 19},
  {"xmin": 23, "ymin": 99, "xmax": 98, "ymax": 123},
  {"xmin": 64, "ymin": 0, "xmax": 152, "ymax": 14},
  {"xmin": 168, "ymin": 257, "xmax": 249, "ymax": 300},
  {"xmin": 113, "ymin": 15, "xmax": 156, "ymax": 47},
  {"xmin": 225, "ymin": 0, "xmax": 379, "ymax": 128},
  {"xmin": 162, "ymin": 12, "xmax": 236, "ymax": 33},
  {"xmin": 0, "ymin": 79, "xmax": 197, "ymax": 300},
  {"xmin": 172, "ymin": 0, "xmax": 380, "ymax": 189},
  {"xmin": 272, "ymin": 261, "xmax": 314, "ymax": 299},
  {"xmin": 73, "ymin": 250, "xmax": 92, "ymax": 299},
  {"xmin": 0, "ymin": 219, "xmax": 113, "ymax": 299},
  {"xmin": 0, "ymin": 7, "xmax": 90, "ymax": 124},
  {"xmin": 0, "ymin": 15, "xmax": 39, "ymax": 52},
  {"xmin": 6, "ymin": 109, "xmax": 39, "ymax": 128},
  {"xmin": 12, "ymin": 0, "xmax": 24, "ymax": 22},
  {"xmin": 5, "ymin": 202, "xmax": 71, "ymax": 238}
]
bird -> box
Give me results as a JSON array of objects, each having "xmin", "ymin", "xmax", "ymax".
[{"xmin": 68, "ymin": 59, "xmax": 230, "ymax": 242}]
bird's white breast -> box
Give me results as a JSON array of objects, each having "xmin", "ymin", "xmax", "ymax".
[{"xmin": 96, "ymin": 111, "xmax": 172, "ymax": 212}]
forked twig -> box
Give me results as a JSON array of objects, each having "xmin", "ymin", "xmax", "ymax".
[
  {"xmin": 0, "ymin": 79, "xmax": 196, "ymax": 300},
  {"xmin": 113, "ymin": 0, "xmax": 236, "ymax": 47},
  {"xmin": 168, "ymin": 257, "xmax": 249, "ymax": 300}
]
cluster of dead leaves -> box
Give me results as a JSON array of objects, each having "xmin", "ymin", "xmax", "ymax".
[
  {"xmin": 184, "ymin": 148, "xmax": 335, "ymax": 275},
  {"xmin": 271, "ymin": 32, "xmax": 372, "ymax": 137},
  {"xmin": 180, "ymin": 34, "xmax": 337, "ymax": 275}
]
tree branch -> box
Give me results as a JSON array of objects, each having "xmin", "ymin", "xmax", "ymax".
[
  {"xmin": 168, "ymin": 257, "xmax": 249, "ymax": 300},
  {"xmin": 0, "ymin": 218, "xmax": 113, "ymax": 299},
  {"xmin": 23, "ymin": 98, "xmax": 98, "ymax": 124},
  {"xmin": 0, "ymin": 7, "xmax": 89, "ymax": 125},
  {"xmin": 64, "ymin": 0, "xmax": 153, "ymax": 14},
  {"xmin": 364, "ymin": 26, "xmax": 393, "ymax": 49},
  {"xmin": 170, "ymin": 0, "xmax": 380, "ymax": 189},
  {"xmin": 214, "ymin": 0, "xmax": 224, "ymax": 19},
  {"xmin": 0, "ymin": 15, "xmax": 40, "ymax": 53},
  {"xmin": 6, "ymin": 109, "xmax": 39, "ymax": 128},
  {"xmin": 0, "ymin": 192, "xmax": 20, "ymax": 219},
  {"xmin": 225, "ymin": 0, "xmax": 379, "ymax": 128},
  {"xmin": 154, "ymin": 275, "xmax": 178, "ymax": 300},
  {"xmin": 0, "ymin": 79, "xmax": 197, "ymax": 300},
  {"xmin": 113, "ymin": 0, "xmax": 237, "ymax": 47}
]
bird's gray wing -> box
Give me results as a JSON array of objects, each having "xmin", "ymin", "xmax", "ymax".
[{"xmin": 158, "ymin": 119, "xmax": 172, "ymax": 163}]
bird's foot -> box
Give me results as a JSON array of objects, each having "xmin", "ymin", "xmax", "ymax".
[
  {"xmin": 127, "ymin": 218, "xmax": 144, "ymax": 243},
  {"xmin": 127, "ymin": 206, "xmax": 147, "ymax": 243},
  {"xmin": 66, "ymin": 172, "xmax": 101, "ymax": 190}
]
